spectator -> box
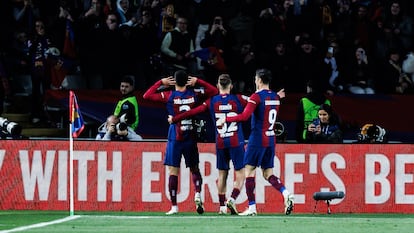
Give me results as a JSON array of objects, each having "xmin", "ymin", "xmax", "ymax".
[
  {"xmin": 378, "ymin": 48, "xmax": 413, "ymax": 94},
  {"xmin": 143, "ymin": 70, "xmax": 218, "ymax": 215},
  {"xmin": 219, "ymin": 68, "xmax": 294, "ymax": 216},
  {"xmin": 160, "ymin": 16, "xmax": 196, "ymax": 75},
  {"xmin": 27, "ymin": 18, "xmax": 52, "ymax": 123},
  {"xmin": 116, "ymin": 0, "xmax": 137, "ymax": 27},
  {"xmin": 335, "ymin": 0, "xmax": 353, "ymax": 48},
  {"xmin": 158, "ymin": 3, "xmax": 176, "ymax": 39},
  {"xmin": 344, "ymin": 46, "xmax": 375, "ymax": 94},
  {"xmin": 228, "ymin": 4, "xmax": 255, "ymax": 52},
  {"xmin": 253, "ymin": 7, "xmax": 279, "ymax": 64},
  {"xmin": 169, "ymin": 74, "xmax": 248, "ymax": 215},
  {"xmin": 96, "ymin": 114, "xmax": 142, "ymax": 141},
  {"xmin": 306, "ymin": 103, "xmax": 343, "ymax": 143},
  {"xmin": 320, "ymin": 44, "xmax": 343, "ymax": 95},
  {"xmin": 264, "ymin": 39, "xmax": 293, "ymax": 92},
  {"xmin": 114, "ymin": 75, "xmax": 139, "ymax": 131},
  {"xmin": 13, "ymin": 0, "xmax": 41, "ymax": 34},
  {"xmin": 130, "ymin": 7, "xmax": 160, "ymax": 90},
  {"xmin": 290, "ymin": 33, "xmax": 324, "ymax": 93},
  {"xmin": 381, "ymin": 0, "xmax": 413, "ymax": 55},
  {"xmin": 97, "ymin": 12, "xmax": 122, "ymax": 89},
  {"xmin": 295, "ymin": 79, "xmax": 331, "ymax": 143},
  {"xmin": 348, "ymin": 4, "xmax": 376, "ymax": 54},
  {"xmin": 9, "ymin": 30, "xmax": 30, "ymax": 75},
  {"xmin": 229, "ymin": 40, "xmax": 257, "ymax": 94},
  {"xmin": 268, "ymin": 1, "xmax": 295, "ymax": 44},
  {"xmin": 77, "ymin": 0, "xmax": 106, "ymax": 89},
  {"xmin": 199, "ymin": 15, "xmax": 233, "ymax": 84}
]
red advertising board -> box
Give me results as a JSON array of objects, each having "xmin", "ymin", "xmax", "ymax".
[{"xmin": 1, "ymin": 141, "xmax": 413, "ymax": 213}]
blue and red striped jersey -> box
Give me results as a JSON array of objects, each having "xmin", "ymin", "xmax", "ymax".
[
  {"xmin": 227, "ymin": 89, "xmax": 280, "ymax": 147},
  {"xmin": 209, "ymin": 94, "xmax": 247, "ymax": 149}
]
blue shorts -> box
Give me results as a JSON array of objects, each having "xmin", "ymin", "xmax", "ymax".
[
  {"xmin": 165, "ymin": 139, "xmax": 199, "ymax": 168},
  {"xmin": 244, "ymin": 145, "xmax": 274, "ymax": 169},
  {"xmin": 216, "ymin": 145, "xmax": 245, "ymax": 171}
]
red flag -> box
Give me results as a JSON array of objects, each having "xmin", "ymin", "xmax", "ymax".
[
  {"xmin": 69, "ymin": 91, "xmax": 85, "ymax": 138},
  {"xmin": 63, "ymin": 19, "xmax": 76, "ymax": 59}
]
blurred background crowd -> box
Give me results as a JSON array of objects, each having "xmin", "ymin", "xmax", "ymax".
[{"xmin": 0, "ymin": 0, "xmax": 413, "ymax": 140}]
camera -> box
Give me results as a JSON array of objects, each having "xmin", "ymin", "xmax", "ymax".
[
  {"xmin": 116, "ymin": 122, "xmax": 128, "ymax": 131},
  {"xmin": 357, "ymin": 124, "xmax": 387, "ymax": 143},
  {"xmin": 0, "ymin": 117, "xmax": 22, "ymax": 136}
]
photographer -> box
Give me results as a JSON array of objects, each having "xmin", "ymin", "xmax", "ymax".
[
  {"xmin": 306, "ymin": 104, "xmax": 343, "ymax": 143},
  {"xmin": 95, "ymin": 115, "xmax": 142, "ymax": 141}
]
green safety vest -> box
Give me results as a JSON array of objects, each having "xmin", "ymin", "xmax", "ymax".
[
  {"xmin": 301, "ymin": 97, "xmax": 331, "ymax": 140},
  {"xmin": 114, "ymin": 96, "xmax": 139, "ymax": 130}
]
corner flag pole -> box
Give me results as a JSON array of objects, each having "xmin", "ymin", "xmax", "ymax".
[
  {"xmin": 69, "ymin": 108, "xmax": 75, "ymax": 216},
  {"xmin": 68, "ymin": 90, "xmax": 85, "ymax": 216}
]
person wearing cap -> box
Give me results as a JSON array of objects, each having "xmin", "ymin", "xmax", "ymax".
[{"xmin": 114, "ymin": 75, "xmax": 139, "ymax": 131}]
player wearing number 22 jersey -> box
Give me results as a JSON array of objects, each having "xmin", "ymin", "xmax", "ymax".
[
  {"xmin": 171, "ymin": 74, "xmax": 248, "ymax": 214},
  {"xmin": 173, "ymin": 93, "xmax": 248, "ymax": 148}
]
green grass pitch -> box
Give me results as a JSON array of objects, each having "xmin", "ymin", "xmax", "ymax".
[{"xmin": 0, "ymin": 211, "xmax": 412, "ymax": 233}]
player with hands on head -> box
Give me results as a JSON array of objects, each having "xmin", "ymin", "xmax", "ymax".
[
  {"xmin": 169, "ymin": 74, "xmax": 248, "ymax": 215},
  {"xmin": 217, "ymin": 68, "xmax": 294, "ymax": 216},
  {"xmin": 143, "ymin": 70, "xmax": 218, "ymax": 215}
]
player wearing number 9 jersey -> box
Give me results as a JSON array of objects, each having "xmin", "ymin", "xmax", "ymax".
[
  {"xmin": 224, "ymin": 69, "xmax": 295, "ymax": 216},
  {"xmin": 170, "ymin": 74, "xmax": 248, "ymax": 214},
  {"xmin": 143, "ymin": 70, "xmax": 218, "ymax": 215}
]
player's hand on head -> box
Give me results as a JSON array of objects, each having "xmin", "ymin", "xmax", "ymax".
[
  {"xmin": 162, "ymin": 76, "xmax": 175, "ymax": 86},
  {"xmin": 187, "ymin": 76, "xmax": 198, "ymax": 86}
]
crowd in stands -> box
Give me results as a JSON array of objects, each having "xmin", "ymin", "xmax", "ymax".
[{"xmin": 0, "ymin": 0, "xmax": 414, "ymax": 118}]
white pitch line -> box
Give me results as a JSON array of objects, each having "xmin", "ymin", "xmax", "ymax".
[
  {"xmin": 81, "ymin": 214, "xmax": 414, "ymax": 222},
  {"xmin": 0, "ymin": 215, "xmax": 80, "ymax": 233}
]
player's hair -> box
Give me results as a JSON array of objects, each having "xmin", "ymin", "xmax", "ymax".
[
  {"xmin": 255, "ymin": 68, "xmax": 272, "ymax": 84},
  {"xmin": 174, "ymin": 70, "xmax": 188, "ymax": 87},
  {"xmin": 218, "ymin": 74, "xmax": 232, "ymax": 88}
]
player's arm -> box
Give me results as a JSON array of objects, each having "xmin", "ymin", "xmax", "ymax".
[
  {"xmin": 143, "ymin": 77, "xmax": 174, "ymax": 102},
  {"xmin": 171, "ymin": 101, "xmax": 209, "ymax": 123},
  {"xmin": 226, "ymin": 94, "xmax": 259, "ymax": 122},
  {"xmin": 237, "ymin": 94, "xmax": 249, "ymax": 107},
  {"xmin": 193, "ymin": 77, "xmax": 218, "ymax": 97}
]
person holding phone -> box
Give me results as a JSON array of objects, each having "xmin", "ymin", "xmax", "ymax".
[
  {"xmin": 306, "ymin": 104, "xmax": 343, "ymax": 143},
  {"xmin": 199, "ymin": 15, "xmax": 233, "ymax": 84}
]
